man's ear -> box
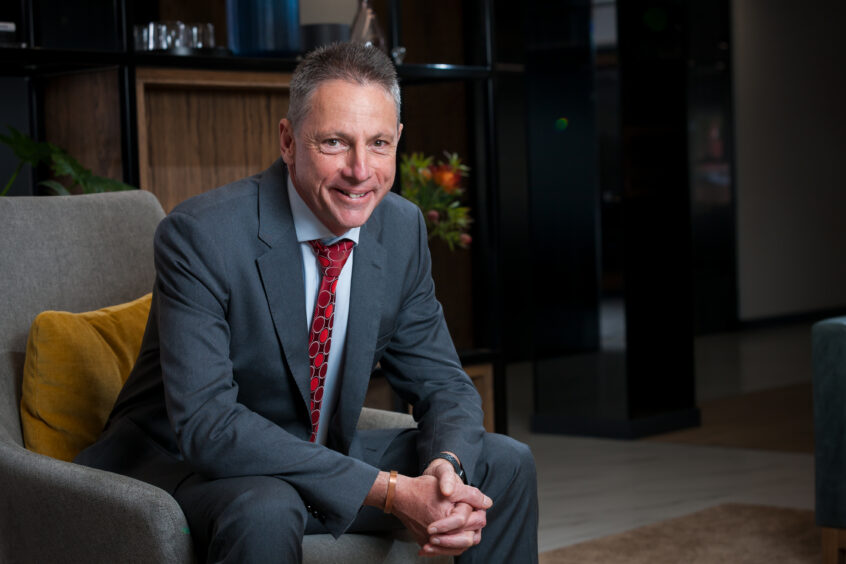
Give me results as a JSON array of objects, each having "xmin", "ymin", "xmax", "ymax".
[
  {"xmin": 279, "ymin": 118, "xmax": 295, "ymax": 165},
  {"xmin": 397, "ymin": 122, "xmax": 403, "ymax": 143}
]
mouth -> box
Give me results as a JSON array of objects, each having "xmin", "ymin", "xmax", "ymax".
[{"xmin": 336, "ymin": 188, "xmax": 370, "ymax": 200}]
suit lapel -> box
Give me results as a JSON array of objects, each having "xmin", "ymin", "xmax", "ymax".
[
  {"xmin": 255, "ymin": 161, "xmax": 311, "ymax": 410},
  {"xmin": 332, "ymin": 216, "xmax": 386, "ymax": 451},
  {"xmin": 254, "ymin": 159, "xmax": 388, "ymax": 445}
]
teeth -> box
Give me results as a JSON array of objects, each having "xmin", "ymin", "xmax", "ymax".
[{"xmin": 342, "ymin": 190, "xmax": 366, "ymax": 199}]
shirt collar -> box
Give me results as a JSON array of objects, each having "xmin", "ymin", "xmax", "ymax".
[{"xmin": 287, "ymin": 175, "xmax": 360, "ymax": 245}]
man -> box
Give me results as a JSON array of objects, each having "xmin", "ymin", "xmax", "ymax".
[{"xmin": 76, "ymin": 42, "xmax": 538, "ymax": 562}]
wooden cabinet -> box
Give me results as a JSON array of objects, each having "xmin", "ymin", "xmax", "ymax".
[
  {"xmin": 135, "ymin": 68, "xmax": 291, "ymax": 212},
  {"xmin": 365, "ymin": 362, "xmax": 495, "ymax": 433}
]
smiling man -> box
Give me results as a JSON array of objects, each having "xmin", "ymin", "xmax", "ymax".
[{"xmin": 76, "ymin": 43, "xmax": 538, "ymax": 563}]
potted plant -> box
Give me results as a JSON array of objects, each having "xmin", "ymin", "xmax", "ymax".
[
  {"xmin": 399, "ymin": 150, "xmax": 472, "ymax": 250},
  {"xmin": 0, "ymin": 126, "xmax": 133, "ymax": 196}
]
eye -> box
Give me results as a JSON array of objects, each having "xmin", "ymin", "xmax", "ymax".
[
  {"xmin": 321, "ymin": 138, "xmax": 346, "ymax": 153},
  {"xmin": 372, "ymin": 139, "xmax": 392, "ymax": 153}
]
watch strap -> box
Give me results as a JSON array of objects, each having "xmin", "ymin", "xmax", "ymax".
[{"xmin": 431, "ymin": 452, "xmax": 467, "ymax": 484}]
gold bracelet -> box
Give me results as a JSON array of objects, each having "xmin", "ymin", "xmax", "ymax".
[{"xmin": 384, "ymin": 470, "xmax": 398, "ymax": 514}]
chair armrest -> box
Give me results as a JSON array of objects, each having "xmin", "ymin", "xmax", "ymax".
[
  {"xmin": 357, "ymin": 407, "xmax": 416, "ymax": 430},
  {"xmin": 813, "ymin": 316, "xmax": 846, "ymax": 527},
  {"xmin": 0, "ymin": 440, "xmax": 194, "ymax": 563}
]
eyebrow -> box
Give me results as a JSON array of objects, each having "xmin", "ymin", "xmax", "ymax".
[{"xmin": 316, "ymin": 130, "xmax": 397, "ymax": 143}]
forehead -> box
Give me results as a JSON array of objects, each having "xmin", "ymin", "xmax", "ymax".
[{"xmin": 302, "ymin": 79, "xmax": 398, "ymax": 128}]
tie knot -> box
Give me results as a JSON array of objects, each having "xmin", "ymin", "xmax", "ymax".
[{"xmin": 309, "ymin": 239, "xmax": 354, "ymax": 278}]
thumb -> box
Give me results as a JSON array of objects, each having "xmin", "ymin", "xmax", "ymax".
[{"xmin": 436, "ymin": 464, "xmax": 456, "ymax": 497}]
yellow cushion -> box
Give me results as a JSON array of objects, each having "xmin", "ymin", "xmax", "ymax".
[{"xmin": 21, "ymin": 293, "xmax": 152, "ymax": 461}]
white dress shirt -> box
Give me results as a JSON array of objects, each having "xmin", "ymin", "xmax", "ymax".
[{"xmin": 286, "ymin": 177, "xmax": 360, "ymax": 445}]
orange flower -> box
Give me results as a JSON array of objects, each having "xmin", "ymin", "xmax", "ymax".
[
  {"xmin": 419, "ymin": 167, "xmax": 432, "ymax": 181},
  {"xmin": 433, "ymin": 165, "xmax": 461, "ymax": 194}
]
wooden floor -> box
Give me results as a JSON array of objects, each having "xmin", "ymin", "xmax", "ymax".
[
  {"xmin": 646, "ymin": 381, "xmax": 814, "ymax": 453},
  {"xmin": 506, "ymin": 318, "xmax": 817, "ymax": 553}
]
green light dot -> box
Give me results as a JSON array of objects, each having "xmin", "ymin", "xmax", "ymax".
[{"xmin": 555, "ymin": 118, "xmax": 569, "ymax": 131}]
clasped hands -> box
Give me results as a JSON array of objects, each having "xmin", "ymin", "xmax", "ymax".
[{"xmin": 367, "ymin": 459, "xmax": 492, "ymax": 558}]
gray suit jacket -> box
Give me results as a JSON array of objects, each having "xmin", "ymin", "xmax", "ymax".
[{"xmin": 75, "ymin": 160, "xmax": 485, "ymax": 537}]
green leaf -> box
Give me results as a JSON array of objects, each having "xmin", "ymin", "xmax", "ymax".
[
  {"xmin": 1, "ymin": 161, "xmax": 23, "ymax": 196},
  {"xmin": 0, "ymin": 126, "xmax": 55, "ymax": 167},
  {"xmin": 2, "ymin": 125, "xmax": 139, "ymax": 196},
  {"xmin": 83, "ymin": 175, "xmax": 134, "ymax": 193},
  {"xmin": 50, "ymin": 151, "xmax": 91, "ymax": 183},
  {"xmin": 39, "ymin": 179, "xmax": 71, "ymax": 195}
]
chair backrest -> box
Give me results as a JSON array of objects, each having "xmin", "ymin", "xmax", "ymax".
[{"xmin": 0, "ymin": 191, "xmax": 165, "ymax": 446}]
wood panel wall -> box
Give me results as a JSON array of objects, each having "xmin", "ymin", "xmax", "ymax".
[
  {"xmin": 136, "ymin": 68, "xmax": 291, "ymax": 212},
  {"xmin": 371, "ymin": 0, "xmax": 467, "ymax": 64},
  {"xmin": 43, "ymin": 69, "xmax": 123, "ymax": 190},
  {"xmin": 402, "ymin": 81, "xmax": 474, "ymax": 351}
]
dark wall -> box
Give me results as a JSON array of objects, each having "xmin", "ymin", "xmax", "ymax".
[
  {"xmin": 617, "ymin": 0, "xmax": 695, "ymax": 417},
  {"xmin": 523, "ymin": 1, "xmax": 600, "ymax": 358},
  {"xmin": 0, "ymin": 77, "xmax": 34, "ymax": 196}
]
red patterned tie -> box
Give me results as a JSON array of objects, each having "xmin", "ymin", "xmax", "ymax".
[{"xmin": 307, "ymin": 239, "xmax": 354, "ymax": 442}]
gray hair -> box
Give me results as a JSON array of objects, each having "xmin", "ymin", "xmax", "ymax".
[{"xmin": 287, "ymin": 42, "xmax": 401, "ymax": 129}]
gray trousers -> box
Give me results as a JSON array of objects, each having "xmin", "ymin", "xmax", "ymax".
[{"xmin": 173, "ymin": 430, "xmax": 538, "ymax": 563}]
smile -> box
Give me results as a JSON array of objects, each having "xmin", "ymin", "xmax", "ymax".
[{"xmin": 339, "ymin": 190, "xmax": 368, "ymax": 199}]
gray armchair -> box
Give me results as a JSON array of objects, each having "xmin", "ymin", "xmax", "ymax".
[{"xmin": 0, "ymin": 191, "xmax": 445, "ymax": 563}]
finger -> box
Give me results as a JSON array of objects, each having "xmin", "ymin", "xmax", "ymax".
[
  {"xmin": 449, "ymin": 483, "xmax": 493, "ymax": 510},
  {"xmin": 419, "ymin": 539, "xmax": 474, "ymax": 557},
  {"xmin": 429, "ymin": 506, "xmax": 487, "ymax": 534},
  {"xmin": 427, "ymin": 502, "xmax": 472, "ymax": 535},
  {"xmin": 427, "ymin": 529, "xmax": 478, "ymax": 550},
  {"xmin": 418, "ymin": 546, "xmax": 466, "ymax": 557},
  {"xmin": 454, "ymin": 508, "xmax": 486, "ymax": 532}
]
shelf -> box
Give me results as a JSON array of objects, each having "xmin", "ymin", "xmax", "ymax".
[
  {"xmin": 132, "ymin": 51, "xmax": 300, "ymax": 72},
  {"xmin": 0, "ymin": 46, "xmax": 494, "ymax": 82},
  {"xmin": 397, "ymin": 63, "xmax": 491, "ymax": 83},
  {"xmin": 0, "ymin": 46, "xmax": 300, "ymax": 74},
  {"xmin": 0, "ymin": 46, "xmax": 124, "ymax": 74}
]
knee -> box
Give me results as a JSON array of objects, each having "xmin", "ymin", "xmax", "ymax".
[
  {"xmin": 477, "ymin": 433, "xmax": 537, "ymax": 490},
  {"xmin": 218, "ymin": 477, "xmax": 307, "ymax": 539}
]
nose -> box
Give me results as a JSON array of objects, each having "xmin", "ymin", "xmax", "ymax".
[{"xmin": 343, "ymin": 145, "xmax": 371, "ymax": 183}]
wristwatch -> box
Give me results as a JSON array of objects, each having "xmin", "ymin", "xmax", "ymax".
[{"xmin": 431, "ymin": 452, "xmax": 467, "ymax": 484}]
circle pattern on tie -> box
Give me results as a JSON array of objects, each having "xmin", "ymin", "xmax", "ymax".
[{"xmin": 306, "ymin": 239, "xmax": 354, "ymax": 442}]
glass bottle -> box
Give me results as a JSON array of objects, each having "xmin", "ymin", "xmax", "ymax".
[{"xmin": 350, "ymin": 0, "xmax": 387, "ymax": 53}]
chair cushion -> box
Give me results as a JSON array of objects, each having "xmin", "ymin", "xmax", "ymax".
[{"xmin": 21, "ymin": 294, "xmax": 152, "ymax": 461}]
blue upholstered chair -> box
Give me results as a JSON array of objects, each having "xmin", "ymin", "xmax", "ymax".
[{"xmin": 813, "ymin": 316, "xmax": 846, "ymax": 564}]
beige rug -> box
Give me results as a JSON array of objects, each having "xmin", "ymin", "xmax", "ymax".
[{"xmin": 539, "ymin": 504, "xmax": 819, "ymax": 564}]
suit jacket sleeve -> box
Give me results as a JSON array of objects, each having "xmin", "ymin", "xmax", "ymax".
[
  {"xmin": 153, "ymin": 210, "xmax": 377, "ymax": 537},
  {"xmin": 377, "ymin": 208, "xmax": 486, "ymax": 484}
]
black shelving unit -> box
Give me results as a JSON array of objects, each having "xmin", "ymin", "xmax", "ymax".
[{"xmin": 0, "ymin": 0, "xmax": 510, "ymax": 434}]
